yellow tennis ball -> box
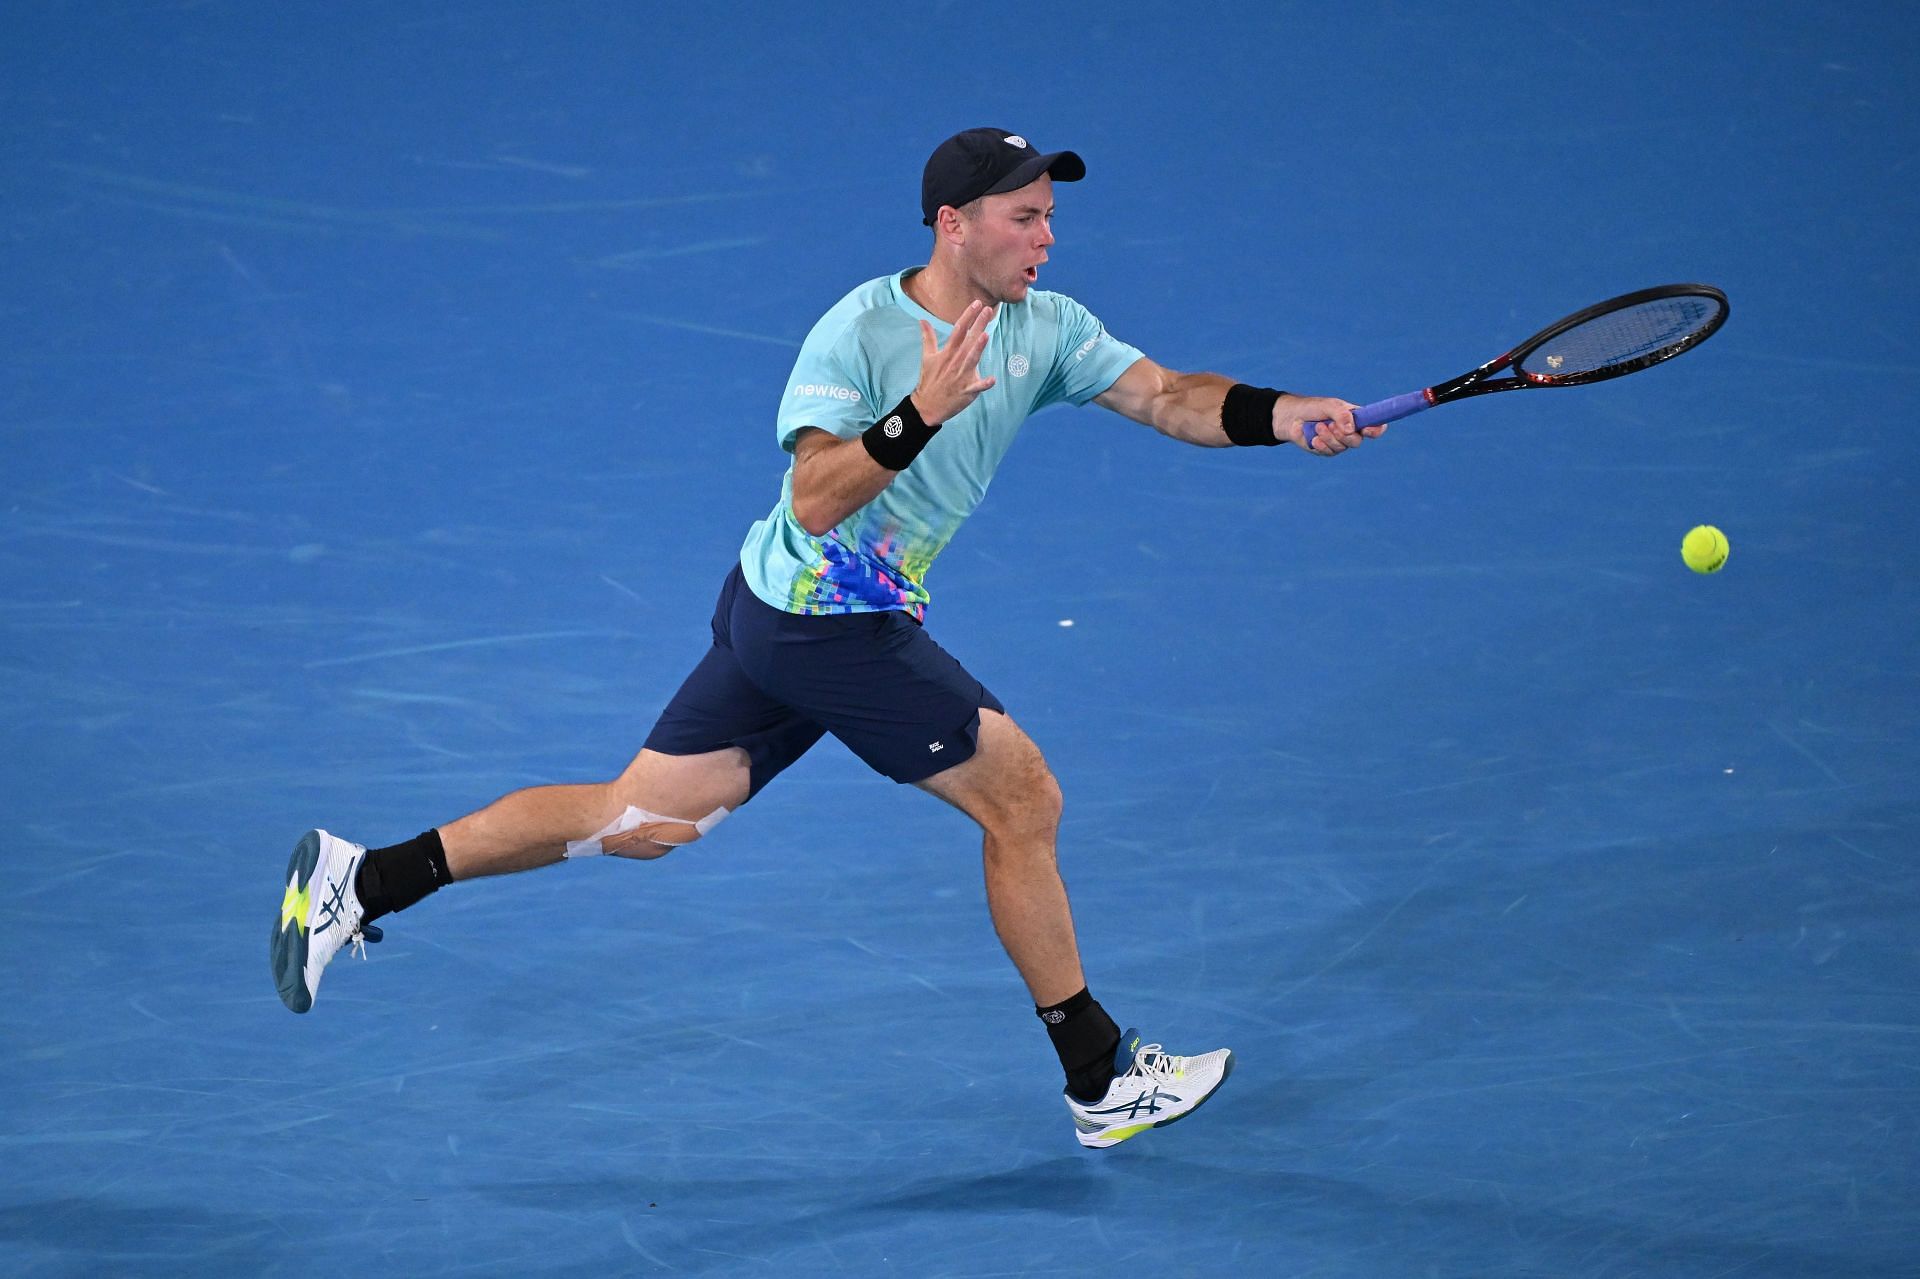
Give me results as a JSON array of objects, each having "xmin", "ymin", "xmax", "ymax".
[{"xmin": 1682, "ymin": 524, "xmax": 1729, "ymax": 574}]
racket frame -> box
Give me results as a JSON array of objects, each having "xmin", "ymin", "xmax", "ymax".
[
  {"xmin": 1337, "ymin": 283, "xmax": 1730, "ymax": 435},
  {"xmin": 1430, "ymin": 282, "xmax": 1730, "ymax": 406}
]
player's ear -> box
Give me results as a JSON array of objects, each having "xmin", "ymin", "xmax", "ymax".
[{"xmin": 936, "ymin": 204, "xmax": 968, "ymax": 245}]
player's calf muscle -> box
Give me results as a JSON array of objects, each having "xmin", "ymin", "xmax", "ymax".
[{"xmin": 441, "ymin": 781, "xmax": 613, "ymax": 876}]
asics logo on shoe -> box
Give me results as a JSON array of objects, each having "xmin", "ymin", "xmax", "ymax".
[
  {"xmin": 312, "ymin": 865, "xmax": 357, "ymax": 934},
  {"xmin": 1092, "ymin": 1087, "xmax": 1181, "ymax": 1120}
]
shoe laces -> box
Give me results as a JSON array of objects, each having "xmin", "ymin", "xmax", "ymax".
[
  {"xmin": 1123, "ymin": 1043, "xmax": 1183, "ymax": 1084},
  {"xmin": 347, "ymin": 922, "xmax": 384, "ymax": 960}
]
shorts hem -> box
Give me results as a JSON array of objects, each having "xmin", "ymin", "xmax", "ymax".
[{"xmin": 882, "ymin": 707, "xmax": 988, "ymax": 786}]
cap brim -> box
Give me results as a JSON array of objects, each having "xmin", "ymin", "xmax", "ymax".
[{"xmin": 983, "ymin": 150, "xmax": 1086, "ymax": 197}]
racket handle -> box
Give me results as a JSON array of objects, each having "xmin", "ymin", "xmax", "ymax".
[{"xmin": 1301, "ymin": 389, "xmax": 1434, "ymax": 444}]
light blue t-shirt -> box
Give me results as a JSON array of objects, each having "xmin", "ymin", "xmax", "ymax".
[{"xmin": 739, "ymin": 268, "xmax": 1144, "ymax": 617}]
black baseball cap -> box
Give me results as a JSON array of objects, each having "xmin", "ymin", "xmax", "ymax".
[{"xmin": 921, "ymin": 128, "xmax": 1086, "ymax": 226}]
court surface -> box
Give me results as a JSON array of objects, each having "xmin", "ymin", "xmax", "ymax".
[{"xmin": 3, "ymin": 3, "xmax": 1917, "ymax": 1275}]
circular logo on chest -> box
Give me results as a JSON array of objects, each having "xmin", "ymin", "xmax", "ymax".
[{"xmin": 1007, "ymin": 353, "xmax": 1030, "ymax": 378}]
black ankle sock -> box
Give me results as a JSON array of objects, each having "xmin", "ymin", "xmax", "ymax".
[
  {"xmin": 1037, "ymin": 987, "xmax": 1122, "ymax": 1103},
  {"xmin": 355, "ymin": 829, "xmax": 452, "ymax": 924}
]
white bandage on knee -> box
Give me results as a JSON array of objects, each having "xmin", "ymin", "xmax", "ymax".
[{"xmin": 564, "ymin": 804, "xmax": 730, "ymax": 858}]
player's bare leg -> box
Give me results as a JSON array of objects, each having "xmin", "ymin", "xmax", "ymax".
[
  {"xmin": 915, "ymin": 709, "xmax": 1082, "ymax": 1006},
  {"xmin": 917, "ymin": 708, "xmax": 1233, "ymax": 1147},
  {"xmin": 441, "ymin": 746, "xmax": 751, "ymax": 877},
  {"xmin": 273, "ymin": 746, "xmax": 748, "ymax": 1013}
]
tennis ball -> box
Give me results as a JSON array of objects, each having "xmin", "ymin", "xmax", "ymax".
[{"xmin": 1682, "ymin": 524, "xmax": 1729, "ymax": 574}]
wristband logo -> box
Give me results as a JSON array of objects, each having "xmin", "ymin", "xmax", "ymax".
[
  {"xmin": 1006, "ymin": 353, "xmax": 1030, "ymax": 378},
  {"xmin": 882, "ymin": 415, "xmax": 904, "ymax": 438}
]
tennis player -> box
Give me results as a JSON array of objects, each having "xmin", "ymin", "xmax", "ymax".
[{"xmin": 272, "ymin": 127, "xmax": 1379, "ymax": 1149}]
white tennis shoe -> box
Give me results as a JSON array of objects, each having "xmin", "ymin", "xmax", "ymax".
[
  {"xmin": 1066, "ymin": 1029, "xmax": 1234, "ymax": 1148},
  {"xmin": 271, "ymin": 829, "xmax": 381, "ymax": 1013}
]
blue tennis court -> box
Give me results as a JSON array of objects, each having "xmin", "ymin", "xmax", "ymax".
[{"xmin": 4, "ymin": 3, "xmax": 1916, "ymax": 1275}]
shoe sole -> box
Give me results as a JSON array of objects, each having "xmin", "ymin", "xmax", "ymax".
[
  {"xmin": 1077, "ymin": 1051, "xmax": 1235, "ymax": 1149},
  {"xmin": 270, "ymin": 830, "xmax": 323, "ymax": 1014}
]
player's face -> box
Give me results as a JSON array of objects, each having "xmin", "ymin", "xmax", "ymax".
[{"xmin": 963, "ymin": 175, "xmax": 1055, "ymax": 304}]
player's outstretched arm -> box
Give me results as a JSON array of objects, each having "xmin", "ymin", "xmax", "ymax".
[
  {"xmin": 790, "ymin": 300, "xmax": 998, "ymax": 536},
  {"xmin": 1092, "ymin": 356, "xmax": 1383, "ymax": 454}
]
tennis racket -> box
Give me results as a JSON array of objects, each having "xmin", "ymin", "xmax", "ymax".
[{"xmin": 1303, "ymin": 283, "xmax": 1729, "ymax": 444}]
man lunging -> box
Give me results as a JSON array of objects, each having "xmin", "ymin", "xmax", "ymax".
[{"xmin": 272, "ymin": 128, "xmax": 1378, "ymax": 1149}]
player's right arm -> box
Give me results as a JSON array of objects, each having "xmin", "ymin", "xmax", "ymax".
[
  {"xmin": 1093, "ymin": 357, "xmax": 1370, "ymax": 453},
  {"xmin": 789, "ymin": 300, "xmax": 997, "ymax": 537}
]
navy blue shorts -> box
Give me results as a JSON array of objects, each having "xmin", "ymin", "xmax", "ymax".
[{"xmin": 643, "ymin": 564, "xmax": 1004, "ymax": 800}]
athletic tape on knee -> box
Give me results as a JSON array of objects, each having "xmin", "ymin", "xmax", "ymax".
[{"xmin": 564, "ymin": 804, "xmax": 729, "ymax": 858}]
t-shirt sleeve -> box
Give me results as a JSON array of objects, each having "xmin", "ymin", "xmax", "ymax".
[
  {"xmin": 1036, "ymin": 294, "xmax": 1146, "ymax": 410},
  {"xmin": 775, "ymin": 320, "xmax": 879, "ymax": 453}
]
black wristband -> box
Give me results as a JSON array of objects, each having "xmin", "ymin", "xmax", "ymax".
[
  {"xmin": 1222, "ymin": 383, "xmax": 1284, "ymax": 446},
  {"xmin": 860, "ymin": 395, "xmax": 941, "ymax": 471}
]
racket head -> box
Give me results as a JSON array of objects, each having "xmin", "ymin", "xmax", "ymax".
[{"xmin": 1511, "ymin": 284, "xmax": 1728, "ymax": 386}]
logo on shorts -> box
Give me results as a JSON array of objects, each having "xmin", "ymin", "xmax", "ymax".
[
  {"xmin": 883, "ymin": 415, "xmax": 904, "ymax": 438},
  {"xmin": 1007, "ymin": 353, "xmax": 1030, "ymax": 378},
  {"xmin": 928, "ymin": 741, "xmax": 944, "ymax": 754},
  {"xmin": 1004, "ymin": 135, "xmax": 1028, "ymax": 149}
]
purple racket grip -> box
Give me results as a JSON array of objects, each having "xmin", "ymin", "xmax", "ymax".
[{"xmin": 1301, "ymin": 389, "xmax": 1433, "ymax": 444}]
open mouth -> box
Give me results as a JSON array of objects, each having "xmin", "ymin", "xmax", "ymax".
[{"xmin": 1023, "ymin": 265, "xmax": 1039, "ymax": 282}]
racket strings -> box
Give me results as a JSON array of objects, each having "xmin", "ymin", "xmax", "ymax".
[{"xmin": 1522, "ymin": 295, "xmax": 1723, "ymax": 379}]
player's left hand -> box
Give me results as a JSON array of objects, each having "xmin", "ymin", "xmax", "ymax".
[{"xmin": 1274, "ymin": 395, "xmax": 1387, "ymax": 454}]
